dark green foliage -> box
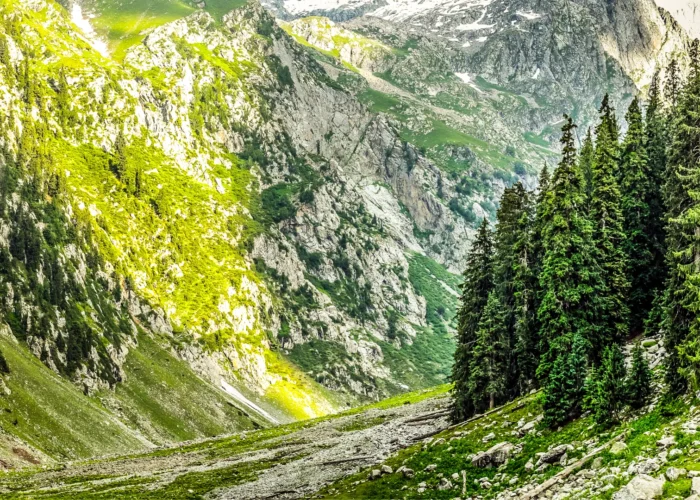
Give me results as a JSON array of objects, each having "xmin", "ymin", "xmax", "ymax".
[
  {"xmin": 0, "ymin": 349, "xmax": 9, "ymax": 374},
  {"xmin": 261, "ymin": 184, "xmax": 296, "ymax": 223},
  {"xmin": 590, "ymin": 94, "xmax": 629, "ymax": 349},
  {"xmin": 579, "ymin": 129, "xmax": 594, "ymax": 208},
  {"xmin": 492, "ymin": 183, "xmax": 537, "ymax": 395},
  {"xmin": 543, "ymin": 333, "xmax": 588, "ymax": 427},
  {"xmin": 585, "ymin": 344, "xmax": 627, "ymax": 424},
  {"xmin": 643, "ymin": 71, "xmax": 668, "ymax": 332},
  {"xmin": 627, "ymin": 342, "xmax": 652, "ymax": 409},
  {"xmin": 620, "ymin": 97, "xmax": 657, "ymax": 335},
  {"xmin": 537, "ymin": 116, "xmax": 596, "ymax": 380},
  {"xmin": 663, "ymin": 41, "xmax": 700, "ymax": 395},
  {"xmin": 451, "ymin": 219, "xmax": 493, "ymax": 422},
  {"xmin": 468, "ymin": 291, "xmax": 508, "ymax": 411}
]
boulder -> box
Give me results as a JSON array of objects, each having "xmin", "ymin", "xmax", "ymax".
[
  {"xmin": 424, "ymin": 464, "xmax": 437, "ymax": 472},
  {"xmin": 665, "ymin": 467, "xmax": 687, "ymax": 481},
  {"xmin": 471, "ymin": 442, "xmax": 516, "ymax": 468},
  {"xmin": 402, "ymin": 468, "xmax": 415, "ymax": 479},
  {"xmin": 657, "ymin": 436, "xmax": 676, "ymax": 448},
  {"xmin": 368, "ymin": 469, "xmax": 381, "ymax": 480},
  {"xmin": 628, "ymin": 459, "xmax": 660, "ymax": 475},
  {"xmin": 482, "ymin": 432, "xmax": 496, "ymax": 443},
  {"xmin": 612, "ymin": 474, "xmax": 665, "ymax": 499},
  {"xmin": 380, "ymin": 465, "xmax": 393, "ymax": 474},
  {"xmin": 693, "ymin": 476, "xmax": 700, "ymax": 494},
  {"xmin": 537, "ymin": 444, "xmax": 572, "ymax": 465},
  {"xmin": 437, "ymin": 478, "xmax": 453, "ymax": 491},
  {"xmin": 610, "ymin": 442, "xmax": 628, "ymax": 455}
]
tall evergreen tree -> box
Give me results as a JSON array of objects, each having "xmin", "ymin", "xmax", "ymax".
[
  {"xmin": 665, "ymin": 58, "xmax": 681, "ymax": 111},
  {"xmin": 543, "ymin": 333, "xmax": 588, "ymax": 427},
  {"xmin": 620, "ymin": 97, "xmax": 655, "ymax": 334},
  {"xmin": 468, "ymin": 291, "xmax": 508, "ymax": 410},
  {"xmin": 537, "ymin": 116, "xmax": 596, "ymax": 381},
  {"xmin": 579, "ymin": 128, "xmax": 595, "ymax": 210},
  {"xmin": 586, "ymin": 344, "xmax": 627, "ymax": 424},
  {"xmin": 627, "ymin": 341, "xmax": 652, "ymax": 409},
  {"xmin": 590, "ymin": 95, "xmax": 630, "ymax": 350},
  {"xmin": 668, "ymin": 39, "xmax": 700, "ymax": 393},
  {"xmin": 512, "ymin": 185, "xmax": 538, "ymax": 391},
  {"xmin": 644, "ymin": 70, "xmax": 669, "ymax": 335},
  {"xmin": 451, "ymin": 219, "xmax": 494, "ymax": 421},
  {"xmin": 492, "ymin": 183, "xmax": 536, "ymax": 396},
  {"xmin": 663, "ymin": 41, "xmax": 700, "ymax": 395}
]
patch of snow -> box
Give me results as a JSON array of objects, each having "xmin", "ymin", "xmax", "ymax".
[
  {"xmin": 517, "ymin": 10, "xmax": 542, "ymax": 20},
  {"xmin": 221, "ymin": 380, "xmax": 280, "ymax": 424},
  {"xmin": 533, "ymin": 67, "xmax": 540, "ymax": 79},
  {"xmin": 456, "ymin": 7, "xmax": 494, "ymax": 31},
  {"xmin": 70, "ymin": 3, "xmax": 109, "ymax": 58},
  {"xmin": 455, "ymin": 72, "xmax": 471, "ymax": 83},
  {"xmin": 476, "ymin": 36, "xmax": 489, "ymax": 42}
]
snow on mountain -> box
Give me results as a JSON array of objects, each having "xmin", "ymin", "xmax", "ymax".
[{"xmin": 655, "ymin": 0, "xmax": 700, "ymax": 37}]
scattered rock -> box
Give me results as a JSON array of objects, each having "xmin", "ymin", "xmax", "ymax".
[
  {"xmin": 380, "ymin": 465, "xmax": 393, "ymax": 474},
  {"xmin": 482, "ymin": 432, "xmax": 496, "ymax": 443},
  {"xmin": 368, "ymin": 469, "xmax": 381, "ymax": 480},
  {"xmin": 669, "ymin": 448, "xmax": 683, "ymax": 459},
  {"xmin": 425, "ymin": 464, "xmax": 437, "ymax": 472},
  {"xmin": 402, "ymin": 468, "xmax": 414, "ymax": 479},
  {"xmin": 524, "ymin": 458, "xmax": 534, "ymax": 471}
]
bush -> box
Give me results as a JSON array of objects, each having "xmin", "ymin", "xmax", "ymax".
[{"xmin": 261, "ymin": 184, "xmax": 296, "ymax": 223}]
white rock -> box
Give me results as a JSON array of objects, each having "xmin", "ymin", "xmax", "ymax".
[{"xmin": 612, "ymin": 474, "xmax": 665, "ymax": 499}]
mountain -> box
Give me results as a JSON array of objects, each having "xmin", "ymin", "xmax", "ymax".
[{"xmin": 0, "ymin": 0, "xmax": 693, "ymax": 469}]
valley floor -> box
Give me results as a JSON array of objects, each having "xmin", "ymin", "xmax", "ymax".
[{"xmin": 0, "ymin": 386, "xmax": 451, "ymax": 499}]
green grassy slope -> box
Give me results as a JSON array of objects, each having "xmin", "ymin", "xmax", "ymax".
[
  {"xmin": 100, "ymin": 334, "xmax": 264, "ymax": 445},
  {"xmin": 0, "ymin": 335, "xmax": 149, "ymax": 463},
  {"xmin": 0, "ymin": 331, "xmax": 271, "ymax": 464},
  {"xmin": 84, "ymin": 0, "xmax": 248, "ymax": 59}
]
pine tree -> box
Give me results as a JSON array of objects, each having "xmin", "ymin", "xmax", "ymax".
[
  {"xmin": 579, "ymin": 128, "xmax": 595, "ymax": 210},
  {"xmin": 590, "ymin": 95, "xmax": 630, "ymax": 351},
  {"xmin": 587, "ymin": 344, "xmax": 627, "ymax": 424},
  {"xmin": 663, "ymin": 41, "xmax": 700, "ymax": 395},
  {"xmin": 665, "ymin": 58, "xmax": 681, "ymax": 111},
  {"xmin": 492, "ymin": 183, "xmax": 535, "ymax": 396},
  {"xmin": 451, "ymin": 218, "xmax": 494, "ymax": 422},
  {"xmin": 543, "ymin": 333, "xmax": 588, "ymax": 427},
  {"xmin": 620, "ymin": 97, "xmax": 655, "ymax": 335},
  {"xmin": 537, "ymin": 116, "xmax": 597, "ymax": 382},
  {"xmin": 644, "ymin": 70, "xmax": 669, "ymax": 335},
  {"xmin": 468, "ymin": 291, "xmax": 508, "ymax": 411},
  {"xmin": 627, "ymin": 341, "xmax": 652, "ymax": 409}
]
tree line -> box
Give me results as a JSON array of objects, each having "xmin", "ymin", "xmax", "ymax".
[{"xmin": 452, "ymin": 40, "xmax": 700, "ymax": 427}]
